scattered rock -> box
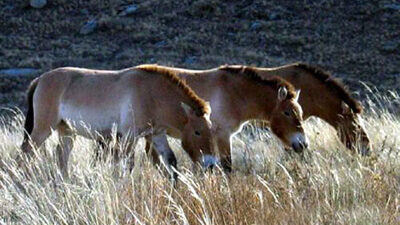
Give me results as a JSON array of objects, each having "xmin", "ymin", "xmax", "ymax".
[
  {"xmin": 80, "ymin": 19, "xmax": 97, "ymax": 35},
  {"xmin": 250, "ymin": 21, "xmax": 261, "ymax": 31},
  {"xmin": 268, "ymin": 12, "xmax": 280, "ymax": 20},
  {"xmin": 30, "ymin": 0, "xmax": 47, "ymax": 9},
  {"xmin": 80, "ymin": 9, "xmax": 89, "ymax": 15},
  {"xmin": 155, "ymin": 41, "xmax": 166, "ymax": 47},
  {"xmin": 4, "ymin": 5, "xmax": 15, "ymax": 12},
  {"xmin": 119, "ymin": 4, "xmax": 138, "ymax": 16},
  {"xmin": 381, "ymin": 41, "xmax": 398, "ymax": 53},
  {"xmin": 184, "ymin": 56, "xmax": 196, "ymax": 65},
  {"xmin": 383, "ymin": 4, "xmax": 400, "ymax": 11},
  {"xmin": 0, "ymin": 68, "xmax": 39, "ymax": 77}
]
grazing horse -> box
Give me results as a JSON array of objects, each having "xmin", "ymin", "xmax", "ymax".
[
  {"xmin": 114, "ymin": 65, "xmax": 308, "ymax": 172},
  {"xmin": 21, "ymin": 65, "xmax": 217, "ymax": 178},
  {"xmin": 252, "ymin": 63, "xmax": 371, "ymax": 155}
]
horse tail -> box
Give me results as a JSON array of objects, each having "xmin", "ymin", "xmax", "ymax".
[{"xmin": 23, "ymin": 77, "xmax": 39, "ymax": 141}]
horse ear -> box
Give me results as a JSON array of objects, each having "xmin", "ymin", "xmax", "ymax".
[
  {"xmin": 294, "ymin": 89, "xmax": 301, "ymax": 102},
  {"xmin": 278, "ymin": 86, "xmax": 288, "ymax": 101},
  {"xmin": 341, "ymin": 101, "xmax": 351, "ymax": 114},
  {"xmin": 181, "ymin": 102, "xmax": 195, "ymax": 116},
  {"xmin": 204, "ymin": 101, "xmax": 211, "ymax": 115}
]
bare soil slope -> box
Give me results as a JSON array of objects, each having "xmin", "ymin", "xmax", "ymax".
[{"xmin": 0, "ymin": 0, "xmax": 399, "ymax": 112}]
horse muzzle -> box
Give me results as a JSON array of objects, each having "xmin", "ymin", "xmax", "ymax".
[
  {"xmin": 201, "ymin": 155, "xmax": 220, "ymax": 170},
  {"xmin": 290, "ymin": 132, "xmax": 309, "ymax": 153}
]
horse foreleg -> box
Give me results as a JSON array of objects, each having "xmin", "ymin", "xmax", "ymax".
[
  {"xmin": 145, "ymin": 136, "xmax": 160, "ymax": 165},
  {"xmin": 145, "ymin": 134, "xmax": 178, "ymax": 180},
  {"xmin": 216, "ymin": 133, "xmax": 233, "ymax": 173},
  {"xmin": 93, "ymin": 134, "xmax": 122, "ymax": 166},
  {"xmin": 124, "ymin": 137, "xmax": 138, "ymax": 172}
]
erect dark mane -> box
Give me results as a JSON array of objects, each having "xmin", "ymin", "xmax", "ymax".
[
  {"xmin": 219, "ymin": 65, "xmax": 296, "ymax": 100},
  {"xmin": 293, "ymin": 63, "xmax": 362, "ymax": 113},
  {"xmin": 136, "ymin": 64, "xmax": 209, "ymax": 116}
]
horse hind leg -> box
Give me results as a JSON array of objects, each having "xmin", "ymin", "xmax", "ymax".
[
  {"xmin": 19, "ymin": 118, "xmax": 57, "ymax": 168},
  {"xmin": 56, "ymin": 121, "xmax": 75, "ymax": 179},
  {"xmin": 20, "ymin": 80, "xmax": 62, "ymax": 167}
]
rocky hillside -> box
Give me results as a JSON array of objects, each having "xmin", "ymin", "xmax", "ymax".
[{"xmin": 0, "ymin": 0, "xmax": 399, "ymax": 114}]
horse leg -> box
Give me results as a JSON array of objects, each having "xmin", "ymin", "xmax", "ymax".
[
  {"xmin": 21, "ymin": 127, "xmax": 52, "ymax": 159},
  {"xmin": 20, "ymin": 109, "xmax": 59, "ymax": 169},
  {"xmin": 123, "ymin": 136, "xmax": 138, "ymax": 172},
  {"xmin": 56, "ymin": 122, "xmax": 75, "ymax": 179},
  {"xmin": 18, "ymin": 129, "xmax": 51, "ymax": 178},
  {"xmin": 216, "ymin": 132, "xmax": 233, "ymax": 173},
  {"xmin": 92, "ymin": 133, "xmax": 121, "ymax": 166},
  {"xmin": 20, "ymin": 80, "xmax": 62, "ymax": 168},
  {"xmin": 145, "ymin": 134, "xmax": 178, "ymax": 180},
  {"xmin": 94, "ymin": 139, "xmax": 107, "ymax": 164},
  {"xmin": 145, "ymin": 137, "xmax": 160, "ymax": 164}
]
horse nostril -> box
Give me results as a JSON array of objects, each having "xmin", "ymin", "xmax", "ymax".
[
  {"xmin": 298, "ymin": 141, "xmax": 307, "ymax": 150},
  {"xmin": 291, "ymin": 143, "xmax": 296, "ymax": 151},
  {"xmin": 292, "ymin": 142, "xmax": 303, "ymax": 153}
]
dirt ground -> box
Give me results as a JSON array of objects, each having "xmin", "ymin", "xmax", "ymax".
[{"xmin": 0, "ymin": 0, "xmax": 399, "ymax": 113}]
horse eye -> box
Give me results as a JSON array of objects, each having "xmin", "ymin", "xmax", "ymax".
[
  {"xmin": 194, "ymin": 131, "xmax": 201, "ymax": 136},
  {"xmin": 284, "ymin": 111, "xmax": 290, "ymax": 117}
]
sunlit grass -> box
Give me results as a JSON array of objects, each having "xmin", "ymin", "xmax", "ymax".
[{"xmin": 0, "ymin": 91, "xmax": 399, "ymax": 224}]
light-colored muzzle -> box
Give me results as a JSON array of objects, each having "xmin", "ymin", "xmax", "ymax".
[
  {"xmin": 201, "ymin": 154, "xmax": 220, "ymax": 169},
  {"xmin": 290, "ymin": 132, "xmax": 309, "ymax": 153}
]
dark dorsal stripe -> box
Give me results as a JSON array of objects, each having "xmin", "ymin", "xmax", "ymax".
[
  {"xmin": 136, "ymin": 64, "xmax": 209, "ymax": 116},
  {"xmin": 219, "ymin": 65, "xmax": 296, "ymax": 100},
  {"xmin": 293, "ymin": 63, "xmax": 362, "ymax": 113}
]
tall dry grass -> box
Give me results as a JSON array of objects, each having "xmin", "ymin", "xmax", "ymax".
[{"xmin": 0, "ymin": 90, "xmax": 399, "ymax": 225}]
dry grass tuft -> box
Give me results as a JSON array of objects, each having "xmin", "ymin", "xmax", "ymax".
[{"xmin": 0, "ymin": 91, "xmax": 399, "ymax": 224}]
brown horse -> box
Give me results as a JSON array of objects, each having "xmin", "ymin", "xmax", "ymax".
[
  {"xmin": 120, "ymin": 65, "xmax": 308, "ymax": 172},
  {"xmin": 97, "ymin": 63, "xmax": 369, "ymax": 172},
  {"xmin": 21, "ymin": 66, "xmax": 217, "ymax": 178},
  {"xmin": 252, "ymin": 63, "xmax": 371, "ymax": 155}
]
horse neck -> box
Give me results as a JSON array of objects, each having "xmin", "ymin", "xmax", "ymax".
[
  {"xmin": 257, "ymin": 65, "xmax": 343, "ymax": 128},
  {"xmin": 146, "ymin": 76, "xmax": 198, "ymax": 131},
  {"xmin": 224, "ymin": 74, "xmax": 277, "ymax": 122},
  {"xmin": 177, "ymin": 69, "xmax": 218, "ymax": 94},
  {"xmin": 170, "ymin": 87, "xmax": 202, "ymax": 129},
  {"xmin": 177, "ymin": 70, "xmax": 277, "ymax": 125}
]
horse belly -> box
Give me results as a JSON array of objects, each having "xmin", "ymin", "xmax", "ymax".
[{"xmin": 59, "ymin": 103, "xmax": 125, "ymax": 138}]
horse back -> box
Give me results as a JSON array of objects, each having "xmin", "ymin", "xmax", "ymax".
[{"xmin": 33, "ymin": 67, "xmax": 140, "ymax": 136}]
